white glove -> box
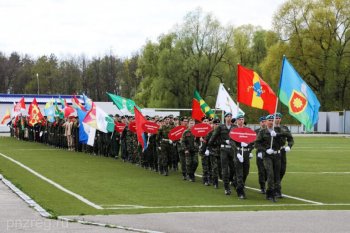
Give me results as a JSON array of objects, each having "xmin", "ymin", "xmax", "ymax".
[
  {"xmin": 241, "ymin": 142, "xmax": 248, "ymax": 147},
  {"xmin": 169, "ymin": 139, "xmax": 173, "ymax": 144},
  {"xmin": 237, "ymin": 153, "xmax": 244, "ymax": 163},
  {"xmin": 270, "ymin": 130, "xmax": 277, "ymax": 137},
  {"xmin": 225, "ymin": 140, "xmax": 230, "ymax": 145},
  {"xmin": 266, "ymin": 149, "xmax": 274, "ymax": 155},
  {"xmin": 284, "ymin": 146, "xmax": 291, "ymax": 152},
  {"xmin": 148, "ymin": 133, "xmax": 152, "ymax": 137},
  {"xmin": 205, "ymin": 149, "xmax": 210, "ymax": 156},
  {"xmin": 158, "ymin": 147, "xmax": 161, "ymax": 151},
  {"xmin": 257, "ymin": 152, "xmax": 263, "ymax": 159},
  {"xmin": 249, "ymin": 153, "xmax": 253, "ymax": 159}
]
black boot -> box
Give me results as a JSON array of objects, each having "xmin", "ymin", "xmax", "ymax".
[
  {"xmin": 266, "ymin": 190, "xmax": 277, "ymax": 202},
  {"xmin": 189, "ymin": 173, "xmax": 195, "ymax": 182},
  {"xmin": 213, "ymin": 178, "xmax": 219, "ymax": 189},
  {"xmin": 203, "ymin": 176, "xmax": 209, "ymax": 186},
  {"xmin": 224, "ymin": 183, "xmax": 231, "ymax": 195},
  {"xmin": 163, "ymin": 167, "xmax": 169, "ymax": 176},
  {"xmin": 182, "ymin": 173, "xmax": 187, "ymax": 180}
]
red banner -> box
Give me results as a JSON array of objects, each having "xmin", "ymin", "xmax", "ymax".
[
  {"xmin": 115, "ymin": 122, "xmax": 126, "ymax": 133},
  {"xmin": 128, "ymin": 121, "xmax": 136, "ymax": 133},
  {"xmin": 168, "ymin": 126, "xmax": 187, "ymax": 141},
  {"xmin": 142, "ymin": 121, "xmax": 160, "ymax": 134},
  {"xmin": 229, "ymin": 127, "xmax": 256, "ymax": 143},
  {"xmin": 190, "ymin": 123, "xmax": 212, "ymax": 137}
]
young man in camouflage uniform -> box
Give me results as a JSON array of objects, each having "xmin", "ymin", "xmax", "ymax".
[
  {"xmin": 181, "ymin": 118, "xmax": 199, "ymax": 182},
  {"xmin": 208, "ymin": 112, "xmax": 236, "ymax": 195},
  {"xmin": 255, "ymin": 116, "xmax": 267, "ymax": 194},
  {"xmin": 274, "ymin": 112, "xmax": 294, "ymax": 197},
  {"xmin": 204, "ymin": 118, "xmax": 221, "ymax": 188},
  {"xmin": 199, "ymin": 116, "xmax": 212, "ymax": 186},
  {"xmin": 156, "ymin": 116, "xmax": 174, "ymax": 176},
  {"xmin": 255, "ymin": 114, "xmax": 287, "ymax": 202},
  {"xmin": 230, "ymin": 114, "xmax": 255, "ymax": 199}
]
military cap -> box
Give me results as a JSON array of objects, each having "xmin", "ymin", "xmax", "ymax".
[
  {"xmin": 168, "ymin": 114, "xmax": 174, "ymax": 118},
  {"xmin": 224, "ymin": 112, "xmax": 232, "ymax": 117},
  {"xmin": 115, "ymin": 114, "xmax": 120, "ymax": 117},
  {"xmin": 259, "ymin": 116, "xmax": 266, "ymax": 122},
  {"xmin": 275, "ymin": 112, "xmax": 283, "ymax": 118},
  {"xmin": 201, "ymin": 116, "xmax": 209, "ymax": 121},
  {"xmin": 213, "ymin": 118, "xmax": 221, "ymax": 124},
  {"xmin": 266, "ymin": 114, "xmax": 275, "ymax": 120},
  {"xmin": 236, "ymin": 113, "xmax": 245, "ymax": 119}
]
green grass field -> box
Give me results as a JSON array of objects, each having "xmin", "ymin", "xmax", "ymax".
[{"xmin": 0, "ymin": 136, "xmax": 350, "ymax": 216}]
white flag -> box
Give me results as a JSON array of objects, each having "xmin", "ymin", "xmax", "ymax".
[{"xmin": 215, "ymin": 83, "xmax": 244, "ymax": 117}]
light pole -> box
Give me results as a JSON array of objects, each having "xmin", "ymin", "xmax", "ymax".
[{"xmin": 36, "ymin": 73, "xmax": 39, "ymax": 95}]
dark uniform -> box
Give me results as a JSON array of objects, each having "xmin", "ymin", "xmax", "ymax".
[
  {"xmin": 208, "ymin": 113, "xmax": 236, "ymax": 195},
  {"xmin": 255, "ymin": 114, "xmax": 286, "ymax": 202},
  {"xmin": 181, "ymin": 127, "xmax": 199, "ymax": 182},
  {"xmin": 255, "ymin": 116, "xmax": 267, "ymax": 194},
  {"xmin": 156, "ymin": 120, "xmax": 173, "ymax": 176}
]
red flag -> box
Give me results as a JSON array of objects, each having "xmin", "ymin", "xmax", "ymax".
[
  {"xmin": 237, "ymin": 64, "xmax": 277, "ymax": 114},
  {"xmin": 28, "ymin": 97, "xmax": 38, "ymax": 115},
  {"xmin": 28, "ymin": 98, "xmax": 44, "ymax": 126},
  {"xmin": 191, "ymin": 98, "xmax": 205, "ymax": 122},
  {"xmin": 134, "ymin": 107, "xmax": 147, "ymax": 150},
  {"xmin": 13, "ymin": 97, "xmax": 26, "ymax": 116},
  {"xmin": 71, "ymin": 95, "xmax": 85, "ymax": 111}
]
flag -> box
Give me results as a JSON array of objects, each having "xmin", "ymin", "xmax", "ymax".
[
  {"xmin": 215, "ymin": 83, "xmax": 244, "ymax": 117},
  {"xmin": 28, "ymin": 97, "xmax": 38, "ymax": 115},
  {"xmin": 28, "ymin": 98, "xmax": 44, "ymax": 126},
  {"xmin": 83, "ymin": 102, "xmax": 114, "ymax": 133},
  {"xmin": 107, "ymin": 92, "xmax": 138, "ymax": 115},
  {"xmin": 13, "ymin": 97, "xmax": 26, "ymax": 116},
  {"xmin": 82, "ymin": 94, "xmax": 92, "ymax": 111},
  {"xmin": 134, "ymin": 107, "xmax": 148, "ymax": 150},
  {"xmin": 76, "ymin": 108, "xmax": 88, "ymax": 144},
  {"xmin": 0, "ymin": 108, "xmax": 11, "ymax": 125},
  {"xmin": 54, "ymin": 99, "xmax": 64, "ymax": 119},
  {"xmin": 192, "ymin": 90, "xmax": 215, "ymax": 122},
  {"xmin": 279, "ymin": 57, "xmax": 321, "ymax": 131},
  {"xmin": 71, "ymin": 95, "xmax": 85, "ymax": 111},
  {"xmin": 44, "ymin": 99, "xmax": 55, "ymax": 123},
  {"xmin": 237, "ymin": 64, "xmax": 277, "ymax": 114}
]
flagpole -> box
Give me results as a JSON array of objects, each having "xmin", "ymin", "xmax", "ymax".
[{"xmin": 270, "ymin": 55, "xmax": 286, "ymax": 149}]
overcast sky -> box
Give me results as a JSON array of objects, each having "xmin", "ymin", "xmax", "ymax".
[{"xmin": 0, "ymin": 0, "xmax": 286, "ymax": 58}]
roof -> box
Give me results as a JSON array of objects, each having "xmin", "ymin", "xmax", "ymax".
[{"xmin": 0, "ymin": 94, "xmax": 83, "ymax": 105}]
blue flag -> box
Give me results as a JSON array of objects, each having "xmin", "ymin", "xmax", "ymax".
[
  {"xmin": 279, "ymin": 57, "xmax": 321, "ymax": 131},
  {"xmin": 77, "ymin": 108, "xmax": 88, "ymax": 144}
]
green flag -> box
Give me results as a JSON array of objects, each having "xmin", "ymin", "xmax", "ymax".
[{"xmin": 106, "ymin": 92, "xmax": 139, "ymax": 114}]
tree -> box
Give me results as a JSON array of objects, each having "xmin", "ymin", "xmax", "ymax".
[{"xmin": 268, "ymin": 0, "xmax": 350, "ymax": 110}]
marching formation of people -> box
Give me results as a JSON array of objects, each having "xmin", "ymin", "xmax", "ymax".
[{"xmin": 8, "ymin": 111, "xmax": 293, "ymax": 202}]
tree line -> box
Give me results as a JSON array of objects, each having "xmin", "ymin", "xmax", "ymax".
[{"xmin": 1, "ymin": 0, "xmax": 349, "ymax": 123}]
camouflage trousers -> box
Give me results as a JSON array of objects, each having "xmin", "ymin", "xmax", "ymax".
[
  {"xmin": 185, "ymin": 152, "xmax": 198, "ymax": 175},
  {"xmin": 280, "ymin": 149, "xmax": 287, "ymax": 181},
  {"xmin": 201, "ymin": 154, "xmax": 211, "ymax": 181},
  {"xmin": 210, "ymin": 155, "xmax": 221, "ymax": 180},
  {"xmin": 263, "ymin": 153, "xmax": 281, "ymax": 194},
  {"xmin": 256, "ymin": 152, "xmax": 267, "ymax": 189},
  {"xmin": 234, "ymin": 150, "xmax": 250, "ymax": 194},
  {"xmin": 220, "ymin": 147, "xmax": 235, "ymax": 190}
]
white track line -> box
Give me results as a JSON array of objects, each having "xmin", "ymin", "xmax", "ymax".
[
  {"xmin": 249, "ymin": 171, "xmax": 350, "ymax": 174},
  {"xmin": 194, "ymin": 174, "xmax": 324, "ymax": 205},
  {"xmin": 244, "ymin": 186, "xmax": 324, "ymax": 205},
  {"xmin": 0, "ymin": 152, "xmax": 102, "ymax": 209},
  {"xmin": 102, "ymin": 203, "xmax": 350, "ymax": 210}
]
